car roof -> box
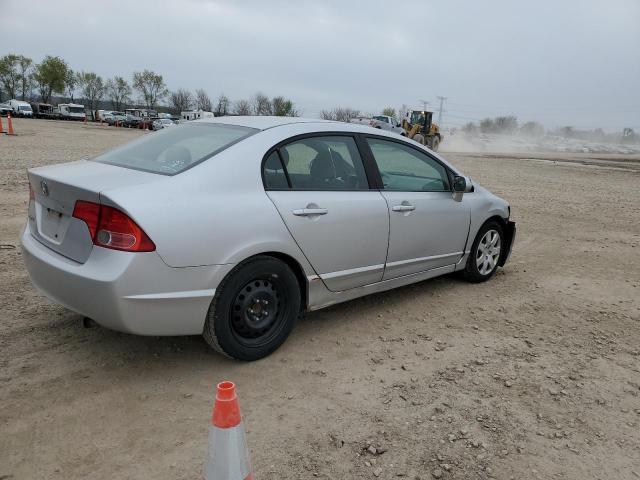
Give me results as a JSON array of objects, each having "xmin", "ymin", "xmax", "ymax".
[{"xmin": 194, "ymin": 115, "xmax": 340, "ymax": 130}]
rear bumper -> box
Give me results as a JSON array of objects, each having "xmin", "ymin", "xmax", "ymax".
[
  {"xmin": 21, "ymin": 223, "xmax": 234, "ymax": 335},
  {"xmin": 499, "ymin": 220, "xmax": 516, "ymax": 266}
]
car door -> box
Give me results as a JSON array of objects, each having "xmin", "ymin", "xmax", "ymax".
[
  {"xmin": 265, "ymin": 134, "xmax": 389, "ymax": 292},
  {"xmin": 365, "ymin": 137, "xmax": 471, "ymax": 280}
]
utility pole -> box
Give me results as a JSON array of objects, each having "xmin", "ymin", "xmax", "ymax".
[
  {"xmin": 436, "ymin": 96, "xmax": 447, "ymax": 126},
  {"xmin": 419, "ymin": 99, "xmax": 429, "ymax": 111}
]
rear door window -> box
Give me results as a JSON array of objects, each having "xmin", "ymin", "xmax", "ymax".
[{"xmin": 274, "ymin": 136, "xmax": 369, "ymax": 190}]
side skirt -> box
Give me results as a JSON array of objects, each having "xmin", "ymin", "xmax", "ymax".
[{"xmin": 307, "ymin": 263, "xmax": 457, "ymax": 311}]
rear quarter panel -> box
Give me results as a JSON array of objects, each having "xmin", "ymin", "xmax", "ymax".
[{"xmin": 100, "ymin": 126, "xmax": 322, "ymax": 275}]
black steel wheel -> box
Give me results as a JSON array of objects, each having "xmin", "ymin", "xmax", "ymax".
[{"xmin": 203, "ymin": 255, "xmax": 301, "ymax": 361}]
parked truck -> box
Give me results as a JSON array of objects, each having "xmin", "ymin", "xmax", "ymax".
[
  {"xmin": 57, "ymin": 103, "xmax": 86, "ymax": 121},
  {"xmin": 349, "ymin": 115, "xmax": 405, "ymax": 135}
]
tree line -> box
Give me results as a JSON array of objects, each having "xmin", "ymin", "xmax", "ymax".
[
  {"xmin": 0, "ymin": 53, "xmax": 298, "ymax": 119},
  {"xmin": 463, "ymin": 116, "xmax": 546, "ymax": 137}
]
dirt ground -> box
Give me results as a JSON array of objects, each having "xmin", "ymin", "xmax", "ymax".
[{"xmin": 1, "ymin": 119, "xmax": 639, "ymax": 480}]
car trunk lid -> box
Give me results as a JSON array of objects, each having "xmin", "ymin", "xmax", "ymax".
[{"xmin": 27, "ymin": 160, "xmax": 160, "ymax": 263}]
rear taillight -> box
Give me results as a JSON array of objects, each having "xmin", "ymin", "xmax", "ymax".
[
  {"xmin": 72, "ymin": 201, "xmax": 100, "ymax": 238},
  {"xmin": 72, "ymin": 200, "xmax": 155, "ymax": 252}
]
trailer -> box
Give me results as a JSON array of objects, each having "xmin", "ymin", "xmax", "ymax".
[
  {"xmin": 30, "ymin": 102, "xmax": 57, "ymax": 119},
  {"xmin": 181, "ymin": 110, "xmax": 214, "ymax": 121}
]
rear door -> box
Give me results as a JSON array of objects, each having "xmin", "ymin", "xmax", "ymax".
[
  {"xmin": 365, "ymin": 137, "xmax": 471, "ymax": 280},
  {"xmin": 265, "ymin": 134, "xmax": 389, "ymax": 291}
]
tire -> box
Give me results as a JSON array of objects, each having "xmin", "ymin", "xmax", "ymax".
[
  {"xmin": 431, "ymin": 136, "xmax": 440, "ymax": 151},
  {"xmin": 203, "ymin": 255, "xmax": 301, "ymax": 361},
  {"xmin": 412, "ymin": 133, "xmax": 425, "ymax": 145},
  {"xmin": 463, "ymin": 220, "xmax": 504, "ymax": 283}
]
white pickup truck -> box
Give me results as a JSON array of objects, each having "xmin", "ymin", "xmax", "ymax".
[{"xmin": 349, "ymin": 115, "xmax": 405, "ymax": 135}]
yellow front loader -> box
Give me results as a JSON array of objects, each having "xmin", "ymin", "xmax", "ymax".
[{"xmin": 401, "ymin": 110, "xmax": 443, "ymax": 151}]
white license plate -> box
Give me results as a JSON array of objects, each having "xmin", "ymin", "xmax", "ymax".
[{"xmin": 40, "ymin": 207, "xmax": 66, "ymax": 240}]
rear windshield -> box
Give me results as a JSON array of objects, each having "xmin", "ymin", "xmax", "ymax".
[{"xmin": 93, "ymin": 123, "xmax": 258, "ymax": 175}]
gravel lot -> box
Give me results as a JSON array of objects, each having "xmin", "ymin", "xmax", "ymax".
[{"xmin": 1, "ymin": 119, "xmax": 639, "ymax": 480}]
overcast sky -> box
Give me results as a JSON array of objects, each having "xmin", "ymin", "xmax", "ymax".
[{"xmin": 4, "ymin": 0, "xmax": 639, "ymax": 130}]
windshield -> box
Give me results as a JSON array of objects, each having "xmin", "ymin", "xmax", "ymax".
[
  {"xmin": 373, "ymin": 116, "xmax": 388, "ymax": 122},
  {"xmin": 19, "ymin": 105, "xmax": 32, "ymax": 111},
  {"xmin": 69, "ymin": 106, "xmax": 84, "ymax": 113},
  {"xmin": 94, "ymin": 123, "xmax": 257, "ymax": 175}
]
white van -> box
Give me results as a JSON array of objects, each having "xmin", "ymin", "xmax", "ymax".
[
  {"xmin": 57, "ymin": 103, "xmax": 86, "ymax": 121},
  {"xmin": 9, "ymin": 99, "xmax": 33, "ymax": 117}
]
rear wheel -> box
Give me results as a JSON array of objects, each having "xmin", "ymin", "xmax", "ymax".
[
  {"xmin": 203, "ymin": 256, "xmax": 301, "ymax": 361},
  {"xmin": 463, "ymin": 221, "xmax": 504, "ymax": 283},
  {"xmin": 430, "ymin": 136, "xmax": 440, "ymax": 151}
]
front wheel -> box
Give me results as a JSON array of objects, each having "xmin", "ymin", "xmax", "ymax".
[
  {"xmin": 203, "ymin": 256, "xmax": 301, "ymax": 361},
  {"xmin": 412, "ymin": 133, "xmax": 425, "ymax": 145},
  {"xmin": 463, "ymin": 221, "xmax": 504, "ymax": 283}
]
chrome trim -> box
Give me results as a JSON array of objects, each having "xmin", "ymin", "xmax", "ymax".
[
  {"xmin": 385, "ymin": 252, "xmax": 463, "ymax": 269},
  {"xmin": 320, "ymin": 263, "xmax": 385, "ymax": 281}
]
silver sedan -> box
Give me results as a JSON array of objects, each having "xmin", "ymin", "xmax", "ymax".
[{"xmin": 21, "ymin": 116, "xmax": 515, "ymax": 360}]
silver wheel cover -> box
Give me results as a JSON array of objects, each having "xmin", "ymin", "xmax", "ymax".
[{"xmin": 476, "ymin": 229, "xmax": 501, "ymax": 275}]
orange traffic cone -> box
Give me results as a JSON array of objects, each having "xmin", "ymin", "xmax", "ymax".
[
  {"xmin": 6, "ymin": 113, "xmax": 15, "ymax": 136},
  {"xmin": 0, "ymin": 115, "xmax": 4, "ymax": 134},
  {"xmin": 204, "ymin": 381, "xmax": 253, "ymax": 480}
]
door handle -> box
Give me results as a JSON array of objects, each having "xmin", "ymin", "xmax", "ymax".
[
  {"xmin": 292, "ymin": 208, "xmax": 328, "ymax": 216},
  {"xmin": 392, "ymin": 204, "xmax": 415, "ymax": 212}
]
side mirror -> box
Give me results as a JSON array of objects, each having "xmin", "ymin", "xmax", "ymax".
[{"xmin": 452, "ymin": 175, "xmax": 472, "ymax": 201}]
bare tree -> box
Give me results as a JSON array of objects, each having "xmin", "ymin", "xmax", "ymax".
[
  {"xmin": 382, "ymin": 107, "xmax": 396, "ymax": 118},
  {"xmin": 520, "ymin": 121, "xmax": 544, "ymax": 138},
  {"xmin": 132, "ymin": 69, "xmax": 167, "ymax": 109},
  {"xmin": 77, "ymin": 71, "xmax": 105, "ymax": 120},
  {"xmin": 494, "ymin": 116, "xmax": 518, "ymax": 133},
  {"xmin": 462, "ymin": 122, "xmax": 479, "ymax": 135},
  {"xmin": 216, "ymin": 93, "xmax": 230, "ymax": 116},
  {"xmin": 17, "ymin": 55, "xmax": 33, "ymax": 100},
  {"xmin": 320, "ymin": 107, "xmax": 360, "ymax": 122},
  {"xmin": 234, "ymin": 99, "xmax": 251, "ymax": 116},
  {"xmin": 252, "ymin": 92, "xmax": 272, "ymax": 115},
  {"xmin": 194, "ymin": 88, "xmax": 212, "ymax": 111},
  {"xmin": 169, "ymin": 88, "xmax": 193, "ymax": 114},
  {"xmin": 271, "ymin": 96, "xmax": 298, "ymax": 116},
  {"xmin": 64, "ymin": 69, "xmax": 77, "ymax": 102},
  {"xmin": 105, "ymin": 76, "xmax": 131, "ymax": 111}
]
